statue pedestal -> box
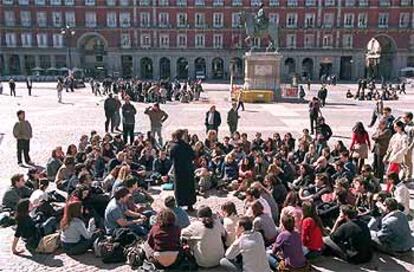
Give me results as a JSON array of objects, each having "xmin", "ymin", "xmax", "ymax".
[{"xmin": 243, "ymin": 51, "xmax": 282, "ymax": 102}]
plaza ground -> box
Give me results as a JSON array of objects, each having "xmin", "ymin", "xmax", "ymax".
[{"xmin": 0, "ymin": 82, "xmax": 413, "ymax": 272}]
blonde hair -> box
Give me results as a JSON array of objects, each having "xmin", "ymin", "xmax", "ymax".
[{"xmin": 118, "ymin": 165, "xmax": 131, "ymax": 181}]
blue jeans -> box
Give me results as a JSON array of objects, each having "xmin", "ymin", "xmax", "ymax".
[
  {"xmin": 220, "ymin": 258, "xmax": 242, "ymax": 272},
  {"xmin": 267, "ymin": 253, "xmax": 279, "ymax": 270}
]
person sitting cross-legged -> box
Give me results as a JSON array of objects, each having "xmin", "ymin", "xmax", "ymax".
[
  {"xmin": 220, "ymin": 216, "xmax": 271, "ymax": 272},
  {"xmin": 370, "ymin": 198, "xmax": 414, "ymax": 255}
]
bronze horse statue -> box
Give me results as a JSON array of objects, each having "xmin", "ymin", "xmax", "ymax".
[{"xmin": 241, "ymin": 11, "xmax": 279, "ymax": 52}]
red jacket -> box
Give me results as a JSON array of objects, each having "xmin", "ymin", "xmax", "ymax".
[{"xmin": 301, "ymin": 217, "xmax": 323, "ymax": 251}]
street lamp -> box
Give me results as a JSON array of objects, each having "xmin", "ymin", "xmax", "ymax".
[{"xmin": 61, "ymin": 25, "xmax": 76, "ymax": 72}]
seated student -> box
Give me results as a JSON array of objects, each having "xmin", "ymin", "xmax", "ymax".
[
  {"xmin": 2, "ymin": 174, "xmax": 33, "ymax": 211},
  {"xmin": 46, "ymin": 148, "xmax": 63, "ymax": 182},
  {"xmin": 291, "ymin": 163, "xmax": 315, "ymax": 190},
  {"xmin": 244, "ymin": 187, "xmax": 272, "ymax": 219},
  {"xmin": 12, "ymin": 199, "xmax": 57, "ymax": 254},
  {"xmin": 152, "ymin": 149, "xmax": 172, "ymax": 184},
  {"xmin": 299, "ymin": 173, "xmax": 332, "ymax": 204},
  {"xmin": 339, "ymin": 150, "xmax": 357, "ymax": 180},
  {"xmin": 301, "ymin": 201, "xmax": 324, "ymax": 258},
  {"xmin": 164, "ymin": 196, "xmax": 190, "ymax": 229},
  {"xmin": 104, "ymin": 187, "xmax": 148, "ymax": 236},
  {"xmin": 360, "ymin": 165, "xmax": 381, "ymax": 194},
  {"xmin": 323, "ymin": 205, "xmax": 373, "ymax": 264},
  {"xmin": 251, "ymin": 182, "xmax": 279, "ymax": 223},
  {"xmin": 143, "ymin": 208, "xmax": 181, "ymax": 269},
  {"xmin": 55, "ymin": 156, "xmax": 76, "ymax": 190},
  {"xmin": 331, "ymin": 160, "xmax": 353, "ymax": 184},
  {"xmin": 263, "ymin": 174, "xmax": 287, "ymax": 210},
  {"xmin": 60, "ymin": 201, "xmax": 96, "ymax": 255},
  {"xmin": 220, "ymin": 217, "xmax": 270, "ymax": 272},
  {"xmin": 353, "ymin": 176, "xmax": 374, "ymax": 219},
  {"xmin": 268, "ymin": 214, "xmax": 307, "ymax": 271},
  {"xmin": 279, "ymin": 191, "xmax": 303, "ymax": 233},
  {"xmin": 387, "ymin": 173, "xmax": 410, "ymax": 215},
  {"xmin": 251, "ymin": 200, "xmax": 278, "ymax": 246},
  {"xmin": 219, "ymin": 153, "xmax": 239, "ymax": 187},
  {"xmin": 181, "ymin": 206, "xmax": 226, "ymax": 268},
  {"xmin": 371, "ymin": 198, "xmax": 414, "ymax": 255},
  {"xmin": 194, "ymin": 156, "xmax": 213, "ymax": 194},
  {"xmin": 220, "ymin": 201, "xmax": 239, "ymax": 247}
]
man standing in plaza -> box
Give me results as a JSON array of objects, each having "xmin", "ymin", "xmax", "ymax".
[
  {"xmin": 13, "ymin": 110, "xmax": 33, "ymax": 166},
  {"xmin": 169, "ymin": 129, "xmax": 196, "ymax": 212},
  {"xmin": 309, "ymin": 97, "xmax": 321, "ymax": 135},
  {"xmin": 371, "ymin": 118, "xmax": 392, "ymax": 181},
  {"xmin": 104, "ymin": 93, "xmax": 117, "ymax": 133},
  {"xmin": 122, "ymin": 96, "xmax": 137, "ymax": 144},
  {"xmin": 205, "ymin": 105, "xmax": 221, "ymax": 133},
  {"xmin": 402, "ymin": 112, "xmax": 414, "ymax": 181},
  {"xmin": 144, "ymin": 103, "xmax": 169, "ymax": 147},
  {"xmin": 9, "ymin": 78, "xmax": 16, "ymax": 97},
  {"xmin": 26, "ymin": 76, "xmax": 33, "ymax": 96},
  {"xmin": 227, "ymin": 104, "xmax": 239, "ymax": 135}
]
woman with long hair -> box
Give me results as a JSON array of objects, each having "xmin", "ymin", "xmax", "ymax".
[
  {"xmin": 350, "ymin": 121, "xmax": 371, "ymax": 173},
  {"xmin": 279, "ymin": 191, "xmax": 303, "ymax": 233},
  {"xmin": 60, "ymin": 201, "xmax": 96, "ymax": 255},
  {"xmin": 301, "ymin": 201, "xmax": 324, "ymax": 258},
  {"xmin": 12, "ymin": 199, "xmax": 56, "ymax": 254},
  {"xmin": 66, "ymin": 144, "xmax": 78, "ymax": 157},
  {"xmin": 181, "ymin": 206, "xmax": 226, "ymax": 268}
]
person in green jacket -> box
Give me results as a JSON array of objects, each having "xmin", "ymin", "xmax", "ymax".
[{"xmin": 227, "ymin": 104, "xmax": 240, "ymax": 136}]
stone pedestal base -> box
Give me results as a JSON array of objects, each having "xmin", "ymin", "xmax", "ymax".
[{"xmin": 244, "ymin": 51, "xmax": 282, "ymax": 101}]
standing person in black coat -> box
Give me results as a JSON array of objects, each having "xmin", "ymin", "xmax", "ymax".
[
  {"xmin": 26, "ymin": 77, "xmax": 33, "ymax": 96},
  {"xmin": 9, "ymin": 78, "xmax": 16, "ymax": 97},
  {"xmin": 104, "ymin": 93, "xmax": 117, "ymax": 133},
  {"xmin": 205, "ymin": 105, "xmax": 221, "ymax": 133},
  {"xmin": 169, "ymin": 129, "xmax": 196, "ymax": 212},
  {"xmin": 121, "ymin": 96, "xmax": 137, "ymax": 144},
  {"xmin": 309, "ymin": 97, "xmax": 322, "ymax": 135},
  {"xmin": 317, "ymin": 85, "xmax": 328, "ymax": 107}
]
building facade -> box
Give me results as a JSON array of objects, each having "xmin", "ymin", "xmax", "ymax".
[{"xmin": 0, "ymin": 0, "xmax": 413, "ymax": 81}]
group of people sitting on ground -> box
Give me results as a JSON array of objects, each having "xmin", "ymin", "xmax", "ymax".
[
  {"xmin": 346, "ymin": 78, "xmax": 407, "ymax": 101},
  {"xmin": 1, "ymin": 106, "xmax": 414, "ymax": 271},
  {"xmin": 90, "ymin": 77, "xmax": 204, "ymax": 104}
]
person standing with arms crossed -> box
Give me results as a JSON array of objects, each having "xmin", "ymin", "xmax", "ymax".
[
  {"xmin": 227, "ymin": 104, "xmax": 239, "ymax": 136},
  {"xmin": 13, "ymin": 110, "xmax": 33, "ymax": 166},
  {"xmin": 122, "ymin": 96, "xmax": 137, "ymax": 144},
  {"xmin": 144, "ymin": 103, "xmax": 169, "ymax": 147}
]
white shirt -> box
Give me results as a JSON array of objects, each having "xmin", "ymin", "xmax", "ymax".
[
  {"xmin": 181, "ymin": 219, "xmax": 226, "ymax": 268},
  {"xmin": 207, "ymin": 111, "xmax": 215, "ymax": 125},
  {"xmin": 387, "ymin": 132, "xmax": 408, "ymax": 163},
  {"xmin": 223, "ymin": 215, "xmax": 239, "ymax": 247},
  {"xmin": 394, "ymin": 182, "xmax": 410, "ymax": 215},
  {"xmin": 225, "ymin": 231, "xmax": 271, "ymax": 272}
]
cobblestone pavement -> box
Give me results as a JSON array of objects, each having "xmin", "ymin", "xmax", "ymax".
[{"xmin": 0, "ymin": 83, "xmax": 413, "ymax": 272}]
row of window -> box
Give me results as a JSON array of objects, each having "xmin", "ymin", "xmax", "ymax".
[
  {"xmin": 3, "ymin": 0, "xmax": 413, "ymax": 7},
  {"xmin": 4, "ymin": 10, "xmax": 414, "ymax": 29},
  {"xmin": 2, "ymin": 31, "xmax": 358, "ymax": 49}
]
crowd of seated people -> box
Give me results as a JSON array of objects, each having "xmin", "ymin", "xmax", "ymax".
[{"xmin": 1, "ymin": 109, "xmax": 414, "ymax": 271}]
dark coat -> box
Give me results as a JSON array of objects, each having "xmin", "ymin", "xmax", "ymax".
[
  {"xmin": 205, "ymin": 111, "xmax": 221, "ymax": 130},
  {"xmin": 170, "ymin": 139, "xmax": 196, "ymax": 206},
  {"xmin": 104, "ymin": 97, "xmax": 117, "ymax": 114}
]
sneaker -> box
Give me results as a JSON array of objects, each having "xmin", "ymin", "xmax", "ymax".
[{"xmin": 18, "ymin": 163, "xmax": 24, "ymax": 167}]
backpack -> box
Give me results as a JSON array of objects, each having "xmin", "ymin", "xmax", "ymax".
[
  {"xmin": 100, "ymin": 239, "xmax": 126, "ymax": 263},
  {"xmin": 125, "ymin": 241, "xmax": 145, "ymax": 269},
  {"xmin": 112, "ymin": 228, "xmax": 137, "ymax": 247},
  {"xmin": 35, "ymin": 232, "xmax": 60, "ymax": 254}
]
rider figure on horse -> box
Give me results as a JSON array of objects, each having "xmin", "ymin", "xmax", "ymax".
[{"xmin": 255, "ymin": 3, "xmax": 269, "ymax": 33}]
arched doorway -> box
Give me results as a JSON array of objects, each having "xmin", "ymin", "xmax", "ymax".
[
  {"xmin": 78, "ymin": 33, "xmax": 107, "ymax": 78},
  {"xmin": 212, "ymin": 57, "xmax": 224, "ymax": 79},
  {"xmin": 176, "ymin": 58, "xmax": 188, "ymax": 80},
  {"xmin": 195, "ymin": 57, "xmax": 206, "ymax": 79},
  {"xmin": 373, "ymin": 35, "xmax": 396, "ymax": 80},
  {"xmin": 302, "ymin": 58, "xmax": 313, "ymax": 80},
  {"xmin": 140, "ymin": 57, "xmax": 153, "ymax": 79},
  {"xmin": 159, "ymin": 57, "xmax": 170, "ymax": 80},
  {"xmin": 230, "ymin": 57, "xmax": 243, "ymax": 79},
  {"xmin": 284, "ymin": 58, "xmax": 296, "ymax": 76}
]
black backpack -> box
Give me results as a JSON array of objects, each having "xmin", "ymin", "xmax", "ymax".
[{"xmin": 101, "ymin": 240, "xmax": 126, "ymax": 264}]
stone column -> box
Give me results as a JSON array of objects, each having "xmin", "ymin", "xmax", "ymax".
[
  {"xmin": 153, "ymin": 56, "xmax": 159, "ymax": 80},
  {"xmin": 188, "ymin": 57, "xmax": 195, "ymax": 79},
  {"xmin": 19, "ymin": 55, "xmax": 25, "ymax": 75},
  {"xmin": 4, "ymin": 54, "xmax": 10, "ymax": 75},
  {"xmin": 170, "ymin": 56, "xmax": 177, "ymax": 79}
]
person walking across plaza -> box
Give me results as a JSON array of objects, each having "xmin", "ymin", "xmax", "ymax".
[
  {"xmin": 104, "ymin": 93, "xmax": 117, "ymax": 133},
  {"xmin": 57, "ymin": 78, "xmax": 64, "ymax": 103},
  {"xmin": 169, "ymin": 129, "xmax": 196, "ymax": 212},
  {"xmin": 122, "ymin": 96, "xmax": 137, "ymax": 145},
  {"xmin": 9, "ymin": 78, "xmax": 16, "ymax": 97},
  {"xmin": 309, "ymin": 97, "xmax": 322, "ymax": 135},
  {"xmin": 227, "ymin": 104, "xmax": 239, "ymax": 136},
  {"xmin": 144, "ymin": 103, "xmax": 169, "ymax": 147},
  {"xmin": 13, "ymin": 110, "xmax": 33, "ymax": 166},
  {"xmin": 205, "ymin": 105, "xmax": 221, "ymax": 133},
  {"xmin": 26, "ymin": 76, "xmax": 33, "ymax": 96},
  {"xmin": 236, "ymin": 91, "xmax": 245, "ymax": 111}
]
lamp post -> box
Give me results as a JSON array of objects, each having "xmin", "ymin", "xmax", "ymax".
[{"xmin": 61, "ymin": 25, "xmax": 76, "ymax": 72}]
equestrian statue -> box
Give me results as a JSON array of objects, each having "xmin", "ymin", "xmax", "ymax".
[{"xmin": 241, "ymin": 3, "xmax": 279, "ymax": 52}]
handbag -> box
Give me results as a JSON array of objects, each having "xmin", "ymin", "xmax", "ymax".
[{"xmin": 35, "ymin": 232, "xmax": 60, "ymax": 254}]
